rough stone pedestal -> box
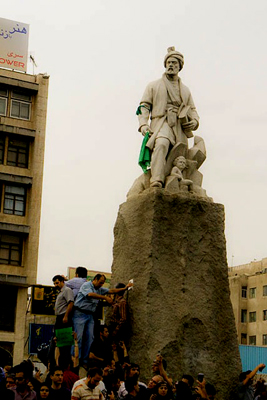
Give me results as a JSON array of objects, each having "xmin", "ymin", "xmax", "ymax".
[{"xmin": 111, "ymin": 190, "xmax": 241, "ymax": 400}]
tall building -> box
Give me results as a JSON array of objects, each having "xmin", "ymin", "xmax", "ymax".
[
  {"xmin": 229, "ymin": 258, "xmax": 267, "ymax": 347},
  {"xmin": 0, "ymin": 68, "xmax": 49, "ymax": 365}
]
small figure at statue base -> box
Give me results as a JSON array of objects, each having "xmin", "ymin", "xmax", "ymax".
[
  {"xmin": 165, "ymin": 156, "xmax": 193, "ymax": 193},
  {"xmin": 127, "ymin": 135, "xmax": 210, "ymax": 200}
]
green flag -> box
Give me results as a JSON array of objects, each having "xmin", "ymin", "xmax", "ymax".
[
  {"xmin": 55, "ymin": 327, "xmax": 74, "ymax": 347},
  {"xmin": 138, "ymin": 132, "xmax": 151, "ymax": 173}
]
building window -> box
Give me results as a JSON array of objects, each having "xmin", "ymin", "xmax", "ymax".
[
  {"xmin": 0, "ymin": 136, "xmax": 4, "ymax": 164},
  {"xmin": 7, "ymin": 138, "xmax": 29, "ymax": 168},
  {"xmin": 264, "ymin": 286, "xmax": 267, "ymax": 296},
  {"xmin": 242, "ymin": 286, "xmax": 247, "ymax": 298},
  {"xmin": 10, "ymin": 90, "xmax": 31, "ymax": 120},
  {"xmin": 0, "ymin": 89, "xmax": 7, "ymax": 116},
  {"xmin": 249, "ymin": 311, "xmax": 256, "ymax": 323},
  {"xmin": 264, "ymin": 310, "xmax": 267, "ymax": 321},
  {"xmin": 241, "ymin": 333, "xmax": 247, "ymax": 344},
  {"xmin": 249, "ymin": 287, "xmax": 256, "ymax": 298},
  {"xmin": 0, "ymin": 233, "xmax": 22, "ymax": 265},
  {"xmin": 263, "ymin": 335, "xmax": 267, "ymax": 345},
  {"xmin": 0, "ymin": 285, "xmax": 17, "ymax": 331},
  {"xmin": 249, "ymin": 336, "xmax": 256, "ymax": 345},
  {"xmin": 3, "ymin": 185, "xmax": 26, "ymax": 216},
  {"xmin": 241, "ymin": 309, "xmax": 247, "ymax": 323}
]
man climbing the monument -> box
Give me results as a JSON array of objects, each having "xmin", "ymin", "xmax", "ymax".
[
  {"xmin": 137, "ymin": 47, "xmax": 199, "ymax": 188},
  {"xmin": 73, "ymin": 274, "xmax": 133, "ymax": 369}
]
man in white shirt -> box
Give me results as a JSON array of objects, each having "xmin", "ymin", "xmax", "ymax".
[{"xmin": 71, "ymin": 367, "xmax": 103, "ymax": 400}]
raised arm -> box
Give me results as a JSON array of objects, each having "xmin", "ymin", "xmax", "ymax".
[
  {"xmin": 157, "ymin": 354, "xmax": 172, "ymax": 387},
  {"xmin": 243, "ymin": 363, "xmax": 266, "ymax": 386},
  {"xmin": 108, "ymin": 282, "xmax": 133, "ymax": 294}
]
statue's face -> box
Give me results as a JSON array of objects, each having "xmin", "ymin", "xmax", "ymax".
[
  {"xmin": 176, "ymin": 157, "xmax": 186, "ymax": 170},
  {"xmin": 165, "ymin": 57, "xmax": 179, "ymax": 75}
]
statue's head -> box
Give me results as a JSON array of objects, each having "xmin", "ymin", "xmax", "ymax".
[
  {"xmin": 174, "ymin": 156, "xmax": 187, "ymax": 171},
  {"xmin": 164, "ymin": 46, "xmax": 184, "ymax": 72}
]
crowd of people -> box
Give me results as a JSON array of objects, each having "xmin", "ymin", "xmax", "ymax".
[
  {"xmin": 1, "ymin": 351, "xmax": 267, "ymax": 400},
  {"xmin": 0, "ymin": 268, "xmax": 266, "ymax": 399}
]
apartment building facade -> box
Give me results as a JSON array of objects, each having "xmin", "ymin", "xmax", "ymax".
[
  {"xmin": 229, "ymin": 258, "xmax": 267, "ymax": 348},
  {"xmin": 0, "ymin": 68, "xmax": 49, "ymax": 365}
]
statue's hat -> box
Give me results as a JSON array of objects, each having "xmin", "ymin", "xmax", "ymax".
[{"xmin": 164, "ymin": 46, "xmax": 184, "ymax": 70}]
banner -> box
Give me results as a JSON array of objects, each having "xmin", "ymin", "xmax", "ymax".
[
  {"xmin": 31, "ymin": 285, "xmax": 59, "ymax": 316},
  {"xmin": 0, "ymin": 18, "xmax": 29, "ymax": 73},
  {"xmin": 29, "ymin": 323, "xmax": 54, "ymax": 354}
]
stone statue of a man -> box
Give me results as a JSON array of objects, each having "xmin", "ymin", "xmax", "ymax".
[{"xmin": 137, "ymin": 47, "xmax": 199, "ymax": 188}]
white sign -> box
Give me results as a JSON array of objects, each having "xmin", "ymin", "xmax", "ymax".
[{"xmin": 0, "ymin": 17, "xmax": 29, "ymax": 73}]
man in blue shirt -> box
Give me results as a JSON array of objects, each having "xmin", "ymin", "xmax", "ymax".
[
  {"xmin": 73, "ymin": 273, "xmax": 132, "ymax": 367},
  {"xmin": 65, "ymin": 266, "xmax": 88, "ymax": 299}
]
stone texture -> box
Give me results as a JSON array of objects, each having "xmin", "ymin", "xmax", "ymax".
[{"xmin": 111, "ymin": 190, "xmax": 241, "ymax": 400}]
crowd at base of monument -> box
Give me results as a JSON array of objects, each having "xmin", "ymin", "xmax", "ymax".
[
  {"xmin": 1, "ymin": 269, "xmax": 266, "ymax": 399},
  {"xmin": 2, "ymin": 357, "xmax": 267, "ymax": 400}
]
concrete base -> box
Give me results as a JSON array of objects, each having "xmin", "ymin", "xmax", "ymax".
[{"xmin": 111, "ymin": 190, "xmax": 241, "ymax": 400}]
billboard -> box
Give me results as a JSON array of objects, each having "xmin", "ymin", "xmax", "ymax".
[
  {"xmin": 31, "ymin": 285, "xmax": 59, "ymax": 316},
  {"xmin": 0, "ymin": 17, "xmax": 29, "ymax": 73}
]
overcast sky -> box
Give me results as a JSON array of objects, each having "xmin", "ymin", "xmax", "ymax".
[{"xmin": 3, "ymin": 0, "xmax": 267, "ymax": 285}]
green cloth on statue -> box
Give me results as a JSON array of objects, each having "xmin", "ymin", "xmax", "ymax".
[
  {"xmin": 136, "ymin": 104, "xmax": 150, "ymax": 115},
  {"xmin": 138, "ymin": 132, "xmax": 151, "ymax": 173}
]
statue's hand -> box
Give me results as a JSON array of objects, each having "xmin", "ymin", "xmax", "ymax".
[
  {"xmin": 182, "ymin": 119, "xmax": 198, "ymax": 131},
  {"xmin": 140, "ymin": 124, "xmax": 153, "ymax": 137}
]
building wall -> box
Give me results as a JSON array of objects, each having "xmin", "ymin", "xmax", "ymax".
[
  {"xmin": 239, "ymin": 345, "xmax": 267, "ymax": 378},
  {"xmin": 229, "ymin": 258, "xmax": 267, "ymax": 348},
  {"xmin": 0, "ymin": 69, "xmax": 49, "ymax": 366}
]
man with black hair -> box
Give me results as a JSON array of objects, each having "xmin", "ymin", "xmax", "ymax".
[
  {"xmin": 53, "ymin": 275, "xmax": 74, "ymax": 329},
  {"xmin": 118, "ymin": 363, "xmax": 147, "ymax": 399},
  {"xmin": 89, "ymin": 325, "xmax": 113, "ymax": 368},
  {"xmin": 175, "ymin": 374, "xmax": 194, "ymax": 400},
  {"xmin": 73, "ymin": 275, "xmax": 133, "ymax": 367},
  {"xmin": 9, "ymin": 365, "xmax": 37, "ymax": 399},
  {"xmin": 71, "ymin": 367, "xmax": 103, "ymax": 400},
  {"xmin": 6, "ymin": 373, "xmax": 16, "ymax": 389},
  {"xmin": 238, "ymin": 363, "xmax": 265, "ymax": 400},
  {"xmin": 0, "ymin": 371, "xmax": 15, "ymax": 399},
  {"xmin": 205, "ymin": 383, "xmax": 216, "ymax": 400},
  {"xmin": 65, "ymin": 266, "xmax": 88, "ymax": 299},
  {"xmin": 124, "ymin": 377, "xmax": 140, "ymax": 400},
  {"xmin": 49, "ymin": 366, "xmax": 71, "ymax": 400}
]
